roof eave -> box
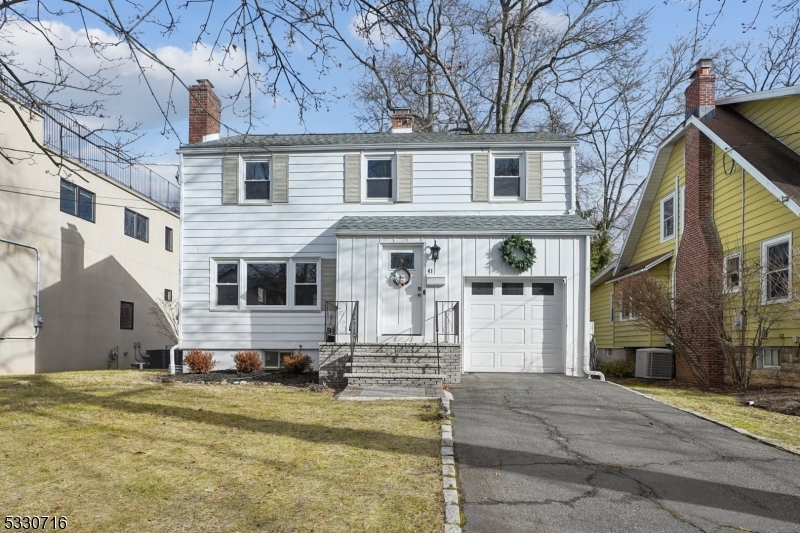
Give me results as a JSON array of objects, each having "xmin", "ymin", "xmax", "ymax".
[
  {"xmin": 716, "ymin": 86, "xmax": 800, "ymax": 106},
  {"xmin": 334, "ymin": 228, "xmax": 596, "ymax": 236},
  {"xmin": 590, "ymin": 260, "xmax": 618, "ymax": 288}
]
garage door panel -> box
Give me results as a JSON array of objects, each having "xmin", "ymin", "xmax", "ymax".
[
  {"xmin": 500, "ymin": 328, "xmax": 525, "ymax": 344},
  {"xmin": 470, "ymin": 304, "xmax": 495, "ymax": 320},
  {"xmin": 469, "ymin": 328, "xmax": 495, "ymax": 343},
  {"xmin": 499, "ymin": 352, "xmax": 525, "ymax": 369},
  {"xmin": 470, "ymin": 352, "xmax": 496, "ymax": 368},
  {"xmin": 500, "ymin": 304, "xmax": 525, "ymax": 320}
]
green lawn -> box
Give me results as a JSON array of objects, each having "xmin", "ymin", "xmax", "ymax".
[
  {"xmin": 615, "ymin": 379, "xmax": 800, "ymax": 454},
  {"xmin": 0, "ymin": 371, "xmax": 443, "ymax": 532}
]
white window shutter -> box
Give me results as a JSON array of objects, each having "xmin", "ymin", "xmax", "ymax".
[
  {"xmin": 396, "ymin": 154, "xmax": 413, "ymax": 203},
  {"xmin": 473, "ymin": 153, "xmax": 489, "ymax": 202},
  {"xmin": 526, "ymin": 151, "xmax": 542, "ymax": 201},
  {"xmin": 222, "ymin": 156, "xmax": 239, "ymax": 204},
  {"xmin": 273, "ymin": 154, "xmax": 289, "ymax": 203},
  {"xmin": 344, "ymin": 154, "xmax": 361, "ymax": 203},
  {"xmin": 321, "ymin": 259, "xmax": 336, "ymax": 307}
]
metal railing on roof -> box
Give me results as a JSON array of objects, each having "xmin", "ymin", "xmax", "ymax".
[{"xmin": 0, "ymin": 76, "xmax": 180, "ymax": 213}]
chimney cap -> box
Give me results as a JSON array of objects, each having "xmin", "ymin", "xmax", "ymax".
[
  {"xmin": 390, "ymin": 105, "xmax": 412, "ymax": 115},
  {"xmin": 691, "ymin": 59, "xmax": 713, "ymax": 79},
  {"xmin": 196, "ymin": 79, "xmax": 215, "ymax": 88}
]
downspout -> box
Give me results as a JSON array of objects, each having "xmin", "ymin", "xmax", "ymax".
[
  {"xmin": 169, "ymin": 153, "xmax": 185, "ymax": 376},
  {"xmin": 583, "ymin": 235, "xmax": 605, "ymax": 380},
  {"xmin": 0, "ymin": 237, "xmax": 42, "ymax": 340},
  {"xmin": 672, "ymin": 174, "xmax": 680, "ymax": 301}
]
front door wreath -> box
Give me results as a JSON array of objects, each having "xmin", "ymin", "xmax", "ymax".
[{"xmin": 501, "ymin": 234, "xmax": 537, "ymax": 272}]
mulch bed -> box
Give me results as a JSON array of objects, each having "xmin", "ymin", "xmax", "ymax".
[
  {"xmin": 159, "ymin": 370, "xmax": 330, "ymax": 391},
  {"xmin": 733, "ymin": 388, "xmax": 800, "ymax": 416}
]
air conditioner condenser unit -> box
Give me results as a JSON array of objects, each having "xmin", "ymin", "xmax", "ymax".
[{"xmin": 635, "ymin": 348, "xmax": 674, "ymax": 380}]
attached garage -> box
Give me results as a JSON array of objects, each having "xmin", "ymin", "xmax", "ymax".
[{"xmin": 464, "ymin": 278, "xmax": 565, "ymax": 372}]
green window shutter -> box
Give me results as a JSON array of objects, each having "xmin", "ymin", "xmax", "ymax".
[
  {"xmin": 396, "ymin": 154, "xmax": 413, "ymax": 203},
  {"xmin": 473, "ymin": 153, "xmax": 489, "ymax": 202},
  {"xmin": 321, "ymin": 259, "xmax": 336, "ymax": 307},
  {"xmin": 526, "ymin": 151, "xmax": 542, "ymax": 201},
  {"xmin": 344, "ymin": 154, "xmax": 361, "ymax": 203},
  {"xmin": 222, "ymin": 156, "xmax": 239, "ymax": 204},
  {"xmin": 273, "ymin": 154, "xmax": 289, "ymax": 203}
]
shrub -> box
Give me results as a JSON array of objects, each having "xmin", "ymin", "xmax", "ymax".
[
  {"xmin": 233, "ymin": 351, "xmax": 263, "ymax": 373},
  {"xmin": 599, "ymin": 359, "xmax": 636, "ymax": 378},
  {"xmin": 281, "ymin": 352, "xmax": 312, "ymax": 374},
  {"xmin": 183, "ymin": 350, "xmax": 216, "ymax": 374}
]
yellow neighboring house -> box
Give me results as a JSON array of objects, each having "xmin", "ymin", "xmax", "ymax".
[
  {"xmin": 591, "ymin": 59, "xmax": 800, "ymax": 387},
  {"xmin": 0, "ymin": 79, "xmax": 180, "ymax": 375}
]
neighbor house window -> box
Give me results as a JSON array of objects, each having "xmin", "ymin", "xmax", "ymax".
[
  {"xmin": 244, "ymin": 161, "xmax": 270, "ymax": 201},
  {"xmin": 760, "ymin": 348, "xmax": 781, "ymax": 369},
  {"xmin": 215, "ymin": 262, "xmax": 239, "ymax": 306},
  {"xmin": 247, "ymin": 262, "xmax": 287, "ymax": 306},
  {"xmin": 60, "ymin": 180, "xmax": 95, "ymax": 222},
  {"xmin": 493, "ymin": 156, "xmax": 521, "ymax": 198},
  {"xmin": 124, "ymin": 209, "xmax": 149, "ymax": 242},
  {"xmin": 164, "ymin": 289, "xmax": 173, "ymax": 302},
  {"xmin": 120, "ymin": 301, "xmax": 134, "ymax": 329},
  {"xmin": 679, "ymin": 184, "xmax": 685, "ymax": 234},
  {"xmin": 294, "ymin": 262, "xmax": 318, "ymax": 306},
  {"xmin": 762, "ymin": 234, "xmax": 791, "ymax": 303},
  {"xmin": 619, "ymin": 292, "xmax": 636, "ymax": 321},
  {"xmin": 724, "ymin": 253, "xmax": 741, "ymax": 293},
  {"xmin": 660, "ymin": 193, "xmax": 675, "ymax": 241},
  {"xmin": 165, "ymin": 227, "xmax": 173, "ymax": 252},
  {"xmin": 366, "ymin": 158, "xmax": 393, "ymax": 199}
]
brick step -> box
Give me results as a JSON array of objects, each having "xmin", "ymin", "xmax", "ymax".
[
  {"xmin": 350, "ymin": 361, "xmax": 440, "ymax": 368},
  {"xmin": 349, "ymin": 365, "xmax": 442, "ymax": 375},
  {"xmin": 351, "ymin": 354, "xmax": 442, "ymax": 363},
  {"xmin": 344, "ymin": 372, "xmax": 445, "ymax": 387}
]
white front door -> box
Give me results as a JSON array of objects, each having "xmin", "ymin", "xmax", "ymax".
[
  {"xmin": 381, "ymin": 247, "xmax": 424, "ymax": 336},
  {"xmin": 464, "ymin": 278, "xmax": 564, "ymax": 373}
]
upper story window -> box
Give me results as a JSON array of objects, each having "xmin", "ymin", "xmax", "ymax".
[
  {"xmin": 762, "ymin": 234, "xmax": 791, "ymax": 303},
  {"xmin": 124, "ymin": 209, "xmax": 148, "ymax": 242},
  {"xmin": 165, "ymin": 227, "xmax": 174, "ymax": 252},
  {"xmin": 493, "ymin": 156, "xmax": 521, "ymax": 198},
  {"xmin": 366, "ymin": 158, "xmax": 393, "ymax": 199},
  {"xmin": 724, "ymin": 252, "xmax": 741, "ymax": 293},
  {"xmin": 660, "ymin": 193, "xmax": 675, "ymax": 242},
  {"xmin": 60, "ymin": 180, "xmax": 95, "ymax": 222},
  {"xmin": 244, "ymin": 161, "xmax": 271, "ymax": 201}
]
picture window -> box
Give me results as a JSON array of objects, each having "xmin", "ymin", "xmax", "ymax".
[{"xmin": 247, "ymin": 263, "xmax": 287, "ymax": 306}]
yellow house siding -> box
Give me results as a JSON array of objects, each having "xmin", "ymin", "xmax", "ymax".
[
  {"xmin": 610, "ymin": 261, "xmax": 671, "ymax": 349},
  {"xmin": 734, "ymin": 95, "xmax": 800, "ymax": 154},
  {"xmin": 630, "ymin": 139, "xmax": 686, "ymax": 265},
  {"xmin": 590, "ymin": 283, "xmax": 614, "ymax": 348}
]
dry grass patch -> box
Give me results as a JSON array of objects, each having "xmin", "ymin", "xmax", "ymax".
[
  {"xmin": 0, "ymin": 371, "xmax": 442, "ymax": 532},
  {"xmin": 616, "ymin": 379, "xmax": 800, "ymax": 453}
]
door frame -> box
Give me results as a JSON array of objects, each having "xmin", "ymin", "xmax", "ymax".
[
  {"xmin": 461, "ymin": 276, "xmax": 568, "ymax": 373},
  {"xmin": 378, "ymin": 242, "xmax": 426, "ymax": 341}
]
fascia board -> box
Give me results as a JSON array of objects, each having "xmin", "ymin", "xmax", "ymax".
[
  {"xmin": 590, "ymin": 260, "xmax": 617, "ymax": 288},
  {"xmin": 716, "ymin": 86, "xmax": 800, "ymax": 106},
  {"xmin": 605, "ymin": 252, "xmax": 673, "ymax": 285},
  {"xmin": 614, "ymin": 126, "xmax": 685, "ymax": 275},
  {"xmin": 688, "ymin": 117, "xmax": 800, "ymax": 218},
  {"xmin": 334, "ymin": 229, "xmax": 596, "ymax": 237}
]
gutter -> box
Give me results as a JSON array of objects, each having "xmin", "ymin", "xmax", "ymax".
[
  {"xmin": 334, "ymin": 229, "xmax": 596, "ymax": 237},
  {"xmin": 0, "ymin": 236, "xmax": 42, "ymax": 340}
]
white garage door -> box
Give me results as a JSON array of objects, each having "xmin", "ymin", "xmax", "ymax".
[{"xmin": 464, "ymin": 279, "xmax": 564, "ymax": 373}]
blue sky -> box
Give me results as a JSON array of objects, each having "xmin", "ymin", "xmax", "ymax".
[{"xmin": 4, "ymin": 0, "xmax": 777, "ymax": 179}]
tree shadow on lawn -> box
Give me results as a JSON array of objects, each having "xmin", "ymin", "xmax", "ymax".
[{"xmin": 8, "ymin": 376, "xmax": 800, "ymax": 523}]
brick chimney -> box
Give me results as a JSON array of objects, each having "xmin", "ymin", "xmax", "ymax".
[
  {"xmin": 188, "ymin": 79, "xmax": 221, "ymax": 144},
  {"xmin": 390, "ymin": 107, "xmax": 413, "ymax": 133},
  {"xmin": 675, "ymin": 59, "xmax": 724, "ymax": 386}
]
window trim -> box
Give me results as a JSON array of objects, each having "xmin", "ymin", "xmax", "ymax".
[
  {"xmin": 761, "ymin": 232, "xmax": 792, "ymax": 304},
  {"xmin": 120, "ymin": 301, "xmax": 134, "ymax": 330},
  {"xmin": 210, "ymin": 258, "xmax": 322, "ymax": 311},
  {"xmin": 723, "ymin": 252, "xmax": 742, "ymax": 294},
  {"xmin": 759, "ymin": 347, "xmax": 781, "ymax": 369},
  {"xmin": 660, "ymin": 192, "xmax": 676, "ymax": 243},
  {"xmin": 165, "ymin": 227, "xmax": 174, "ymax": 252},
  {"xmin": 124, "ymin": 208, "xmax": 149, "ymax": 242},
  {"xmin": 362, "ymin": 154, "xmax": 396, "ymax": 203},
  {"xmin": 240, "ymin": 158, "xmax": 273, "ymax": 205},
  {"xmin": 679, "ymin": 184, "xmax": 685, "ymax": 235},
  {"xmin": 60, "ymin": 179, "xmax": 96, "ymax": 223},
  {"xmin": 618, "ymin": 291, "xmax": 636, "ymax": 322},
  {"xmin": 490, "ymin": 152, "xmax": 524, "ymax": 201}
]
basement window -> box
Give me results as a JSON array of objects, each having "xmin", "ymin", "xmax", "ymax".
[{"xmin": 759, "ymin": 347, "xmax": 781, "ymax": 369}]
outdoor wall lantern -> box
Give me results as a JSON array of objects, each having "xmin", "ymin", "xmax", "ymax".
[{"xmin": 430, "ymin": 240, "xmax": 441, "ymax": 263}]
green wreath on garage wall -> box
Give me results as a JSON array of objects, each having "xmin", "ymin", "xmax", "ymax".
[{"xmin": 501, "ymin": 234, "xmax": 537, "ymax": 272}]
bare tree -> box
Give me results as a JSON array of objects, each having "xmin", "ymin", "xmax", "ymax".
[{"xmin": 149, "ymin": 296, "xmax": 179, "ymax": 344}]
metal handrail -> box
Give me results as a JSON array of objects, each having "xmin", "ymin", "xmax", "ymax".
[
  {"xmin": 0, "ymin": 76, "xmax": 180, "ymax": 213},
  {"xmin": 435, "ymin": 301, "xmax": 460, "ymax": 374}
]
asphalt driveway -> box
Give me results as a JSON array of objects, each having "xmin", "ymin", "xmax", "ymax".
[{"xmin": 451, "ymin": 374, "xmax": 800, "ymax": 533}]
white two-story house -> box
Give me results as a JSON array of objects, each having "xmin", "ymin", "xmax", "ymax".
[{"xmin": 176, "ymin": 80, "xmax": 594, "ymax": 386}]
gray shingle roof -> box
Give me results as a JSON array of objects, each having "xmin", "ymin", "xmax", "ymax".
[
  {"xmin": 334, "ymin": 215, "xmax": 595, "ymax": 234},
  {"xmin": 185, "ymin": 131, "xmax": 575, "ymax": 149}
]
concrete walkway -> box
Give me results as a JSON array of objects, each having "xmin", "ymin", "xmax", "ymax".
[{"xmin": 451, "ymin": 374, "xmax": 800, "ymax": 532}]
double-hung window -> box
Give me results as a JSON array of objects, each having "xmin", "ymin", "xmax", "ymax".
[
  {"xmin": 244, "ymin": 161, "xmax": 271, "ymax": 201},
  {"xmin": 660, "ymin": 193, "xmax": 675, "ymax": 242},
  {"xmin": 619, "ymin": 292, "xmax": 635, "ymax": 321},
  {"xmin": 213, "ymin": 259, "xmax": 320, "ymax": 309},
  {"xmin": 762, "ymin": 234, "xmax": 791, "ymax": 303},
  {"xmin": 724, "ymin": 252, "xmax": 741, "ymax": 293},
  {"xmin": 60, "ymin": 180, "xmax": 95, "ymax": 222},
  {"xmin": 493, "ymin": 156, "xmax": 521, "ymax": 198},
  {"xmin": 124, "ymin": 209, "xmax": 149, "ymax": 242},
  {"xmin": 366, "ymin": 158, "xmax": 393, "ymax": 199}
]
